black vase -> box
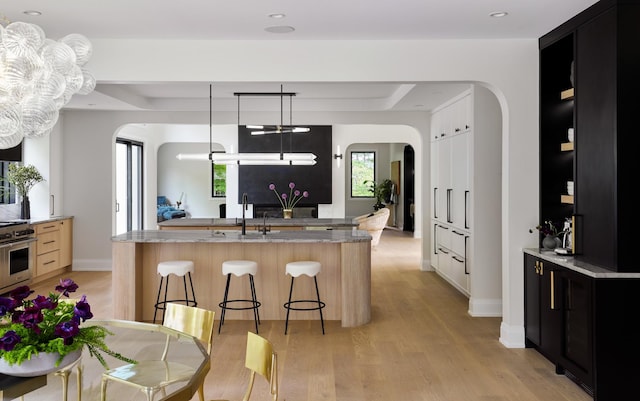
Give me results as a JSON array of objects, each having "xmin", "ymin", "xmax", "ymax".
[{"xmin": 20, "ymin": 196, "xmax": 30, "ymax": 220}]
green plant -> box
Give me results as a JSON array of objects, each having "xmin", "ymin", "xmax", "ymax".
[
  {"xmin": 5, "ymin": 163, "xmax": 44, "ymax": 198},
  {"xmin": 378, "ymin": 179, "xmax": 394, "ymax": 204},
  {"xmin": 364, "ymin": 180, "xmax": 385, "ymax": 210},
  {"xmin": 364, "ymin": 179, "xmax": 394, "ymax": 210},
  {"xmin": 0, "ymin": 278, "xmax": 136, "ymax": 368}
]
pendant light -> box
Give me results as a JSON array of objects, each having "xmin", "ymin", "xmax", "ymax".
[{"xmin": 176, "ymin": 84, "xmax": 316, "ymax": 166}]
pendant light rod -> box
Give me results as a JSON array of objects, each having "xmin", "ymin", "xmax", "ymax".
[
  {"xmin": 209, "ymin": 84, "xmax": 213, "ymax": 155},
  {"xmin": 233, "ymin": 92, "xmax": 297, "ymax": 96},
  {"xmin": 280, "ymin": 84, "xmax": 284, "ymax": 160},
  {"xmin": 177, "ymin": 84, "xmax": 316, "ymax": 165}
]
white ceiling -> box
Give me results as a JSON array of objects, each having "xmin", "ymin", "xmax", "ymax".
[{"xmin": 2, "ymin": 0, "xmax": 598, "ymax": 112}]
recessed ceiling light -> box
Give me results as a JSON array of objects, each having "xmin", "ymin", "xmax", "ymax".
[
  {"xmin": 23, "ymin": 10, "xmax": 42, "ymax": 16},
  {"xmin": 268, "ymin": 13, "xmax": 286, "ymax": 19},
  {"xmin": 265, "ymin": 25, "xmax": 295, "ymax": 34},
  {"xmin": 489, "ymin": 11, "xmax": 508, "ymax": 18}
]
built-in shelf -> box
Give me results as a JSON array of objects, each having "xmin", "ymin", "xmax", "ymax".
[
  {"xmin": 560, "ymin": 88, "xmax": 575, "ymax": 100},
  {"xmin": 561, "ymin": 195, "xmax": 574, "ymax": 204},
  {"xmin": 561, "ymin": 142, "xmax": 574, "ymax": 151}
]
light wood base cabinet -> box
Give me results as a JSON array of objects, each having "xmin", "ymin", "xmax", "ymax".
[{"xmin": 33, "ymin": 218, "xmax": 73, "ymax": 280}]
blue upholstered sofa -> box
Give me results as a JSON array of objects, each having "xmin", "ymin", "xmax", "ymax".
[{"xmin": 157, "ymin": 196, "xmax": 186, "ymax": 221}]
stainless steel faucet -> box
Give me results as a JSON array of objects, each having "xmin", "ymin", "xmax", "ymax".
[
  {"xmin": 262, "ymin": 211, "xmax": 268, "ymax": 235},
  {"xmin": 241, "ymin": 192, "xmax": 248, "ymax": 235}
]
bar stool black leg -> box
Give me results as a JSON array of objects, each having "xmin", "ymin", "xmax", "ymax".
[
  {"xmin": 249, "ymin": 274, "xmax": 260, "ymax": 333},
  {"xmin": 218, "ymin": 274, "xmax": 232, "ymax": 333},
  {"xmin": 187, "ymin": 272, "xmax": 197, "ymax": 307},
  {"xmin": 284, "ymin": 276, "xmax": 295, "ymax": 335},
  {"xmin": 153, "ymin": 276, "xmax": 165, "ymax": 323},
  {"xmin": 314, "ymin": 276, "xmax": 325, "ymax": 335}
]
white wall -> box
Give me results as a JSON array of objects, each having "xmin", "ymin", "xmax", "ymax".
[
  {"xmin": 157, "ymin": 142, "xmax": 226, "ymax": 218},
  {"xmin": 51, "ymin": 38, "xmax": 538, "ymax": 348}
]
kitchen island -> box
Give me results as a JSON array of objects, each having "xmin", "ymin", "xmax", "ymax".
[
  {"xmin": 157, "ymin": 217, "xmax": 358, "ymax": 231},
  {"xmin": 111, "ymin": 229, "xmax": 371, "ymax": 327}
]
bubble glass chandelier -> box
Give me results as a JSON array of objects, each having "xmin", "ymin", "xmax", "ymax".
[{"xmin": 0, "ymin": 21, "xmax": 95, "ymax": 149}]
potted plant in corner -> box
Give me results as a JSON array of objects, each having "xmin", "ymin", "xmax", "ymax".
[
  {"xmin": 4, "ymin": 163, "xmax": 44, "ymax": 220},
  {"xmin": 364, "ymin": 180, "xmax": 386, "ymax": 211}
]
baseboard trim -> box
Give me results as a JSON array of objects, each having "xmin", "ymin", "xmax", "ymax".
[
  {"xmin": 499, "ymin": 322, "xmax": 525, "ymax": 348},
  {"xmin": 468, "ymin": 297, "xmax": 502, "ymax": 317},
  {"xmin": 421, "ymin": 259, "xmax": 434, "ymax": 271}
]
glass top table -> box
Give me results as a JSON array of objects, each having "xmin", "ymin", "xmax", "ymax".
[{"xmin": 0, "ymin": 319, "xmax": 209, "ymax": 401}]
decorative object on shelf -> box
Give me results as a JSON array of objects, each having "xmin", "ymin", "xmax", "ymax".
[
  {"xmin": 0, "ymin": 278, "xmax": 136, "ymax": 376},
  {"xmin": 269, "ymin": 182, "xmax": 309, "ymax": 218},
  {"xmin": 542, "ymin": 235, "xmax": 560, "ymax": 250},
  {"xmin": 2, "ymin": 163, "xmax": 44, "ymax": 220},
  {"xmin": 530, "ymin": 220, "xmax": 561, "ymax": 250},
  {"xmin": 0, "ymin": 21, "xmax": 95, "ymax": 149}
]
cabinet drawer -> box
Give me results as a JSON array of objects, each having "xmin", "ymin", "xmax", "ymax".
[
  {"xmin": 450, "ymin": 229, "xmax": 467, "ymax": 256},
  {"xmin": 35, "ymin": 221, "xmax": 61, "ymax": 235},
  {"xmin": 36, "ymin": 250, "xmax": 60, "ymax": 276},
  {"xmin": 36, "ymin": 231, "xmax": 60, "ymax": 255},
  {"xmin": 436, "ymin": 224, "xmax": 451, "ymax": 249}
]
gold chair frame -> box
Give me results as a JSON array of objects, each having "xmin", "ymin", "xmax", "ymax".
[
  {"xmin": 100, "ymin": 303, "xmax": 215, "ymax": 401},
  {"xmin": 211, "ymin": 331, "xmax": 278, "ymax": 401}
]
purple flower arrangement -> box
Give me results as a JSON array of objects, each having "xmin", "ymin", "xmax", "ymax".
[
  {"xmin": 0, "ymin": 278, "xmax": 135, "ymax": 368},
  {"xmin": 269, "ymin": 182, "xmax": 309, "ymax": 210}
]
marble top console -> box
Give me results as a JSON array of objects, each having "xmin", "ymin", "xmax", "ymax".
[{"xmin": 524, "ymin": 248, "xmax": 640, "ymax": 278}]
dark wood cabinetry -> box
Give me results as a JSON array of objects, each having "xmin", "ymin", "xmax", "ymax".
[
  {"xmin": 524, "ymin": 254, "xmax": 562, "ymax": 363},
  {"xmin": 524, "ymin": 252, "xmax": 640, "ymax": 400},
  {"xmin": 532, "ymin": 3, "xmax": 640, "ymax": 398},
  {"xmin": 540, "ymin": 0, "xmax": 640, "ymax": 272}
]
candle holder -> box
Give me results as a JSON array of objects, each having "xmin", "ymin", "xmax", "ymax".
[{"xmin": 176, "ymin": 201, "xmax": 182, "ymax": 209}]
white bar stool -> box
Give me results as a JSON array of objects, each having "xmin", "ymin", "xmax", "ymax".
[
  {"xmin": 218, "ymin": 260, "xmax": 261, "ymax": 333},
  {"xmin": 283, "ymin": 260, "xmax": 326, "ymax": 335},
  {"xmin": 153, "ymin": 260, "xmax": 197, "ymax": 324}
]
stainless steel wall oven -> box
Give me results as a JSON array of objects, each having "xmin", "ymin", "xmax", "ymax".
[{"xmin": 0, "ymin": 221, "xmax": 35, "ymax": 294}]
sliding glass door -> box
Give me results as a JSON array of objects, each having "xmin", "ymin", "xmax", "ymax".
[{"xmin": 116, "ymin": 139, "xmax": 143, "ymax": 235}]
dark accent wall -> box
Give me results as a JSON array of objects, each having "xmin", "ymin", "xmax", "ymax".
[
  {"xmin": 0, "ymin": 143, "xmax": 22, "ymax": 162},
  {"xmin": 237, "ymin": 125, "xmax": 332, "ymax": 205}
]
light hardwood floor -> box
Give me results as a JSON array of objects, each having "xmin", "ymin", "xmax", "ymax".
[{"xmin": 24, "ymin": 229, "xmax": 591, "ymax": 401}]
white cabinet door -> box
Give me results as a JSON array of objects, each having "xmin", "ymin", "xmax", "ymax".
[
  {"xmin": 430, "ymin": 220, "xmax": 439, "ymax": 269},
  {"xmin": 436, "ymin": 246, "xmax": 451, "ymax": 277},
  {"xmin": 451, "ymin": 131, "xmax": 470, "ymax": 229},
  {"xmin": 437, "ymin": 138, "xmax": 451, "ymax": 222},
  {"xmin": 430, "ymin": 139, "xmax": 439, "ymax": 220},
  {"xmin": 451, "ymin": 253, "xmax": 469, "ymax": 295}
]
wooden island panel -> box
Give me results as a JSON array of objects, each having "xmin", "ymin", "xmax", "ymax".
[{"xmin": 112, "ymin": 235, "xmax": 371, "ymax": 327}]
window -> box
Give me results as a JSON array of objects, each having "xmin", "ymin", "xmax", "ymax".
[
  {"xmin": 115, "ymin": 139, "xmax": 143, "ymax": 235},
  {"xmin": 0, "ymin": 143, "xmax": 22, "ymax": 205},
  {"xmin": 0, "ymin": 161, "xmax": 17, "ymax": 205},
  {"xmin": 351, "ymin": 151, "xmax": 375, "ymax": 197},
  {"xmin": 211, "ymin": 163, "xmax": 226, "ymax": 198}
]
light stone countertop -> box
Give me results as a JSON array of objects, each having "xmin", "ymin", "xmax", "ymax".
[
  {"xmin": 112, "ymin": 228, "xmax": 371, "ymax": 243},
  {"xmin": 157, "ymin": 217, "xmax": 358, "ymax": 228},
  {"xmin": 523, "ymin": 248, "xmax": 640, "ymax": 279},
  {"xmin": 28, "ymin": 216, "xmax": 74, "ymax": 225}
]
